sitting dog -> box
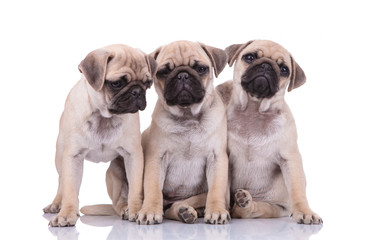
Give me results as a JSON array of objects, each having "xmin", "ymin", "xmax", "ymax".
[
  {"xmin": 43, "ymin": 44, "xmax": 156, "ymax": 227},
  {"xmin": 216, "ymin": 40, "xmax": 322, "ymax": 224},
  {"xmin": 136, "ymin": 40, "xmax": 230, "ymax": 224}
]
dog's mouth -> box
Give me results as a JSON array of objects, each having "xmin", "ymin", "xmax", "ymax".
[
  {"xmin": 108, "ymin": 103, "xmax": 145, "ymax": 114},
  {"xmin": 167, "ymin": 89, "xmax": 203, "ymax": 107},
  {"xmin": 164, "ymin": 71, "xmax": 205, "ymax": 107},
  {"xmin": 241, "ymin": 75, "xmax": 277, "ymax": 98},
  {"xmin": 242, "ymin": 63, "xmax": 279, "ymax": 98},
  {"xmin": 108, "ymin": 86, "xmax": 147, "ymax": 114}
]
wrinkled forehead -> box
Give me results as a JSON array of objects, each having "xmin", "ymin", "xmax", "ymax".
[
  {"xmin": 244, "ymin": 40, "xmax": 291, "ymax": 65},
  {"xmin": 106, "ymin": 46, "xmax": 149, "ymax": 80},
  {"xmin": 157, "ymin": 41, "xmax": 210, "ymax": 67}
]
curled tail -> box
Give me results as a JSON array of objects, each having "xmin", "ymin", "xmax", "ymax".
[{"xmin": 80, "ymin": 204, "xmax": 117, "ymax": 216}]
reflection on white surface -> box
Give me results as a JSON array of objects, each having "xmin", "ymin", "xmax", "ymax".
[{"xmin": 44, "ymin": 214, "xmax": 322, "ymax": 240}]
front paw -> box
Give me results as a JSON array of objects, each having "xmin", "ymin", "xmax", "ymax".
[
  {"xmin": 136, "ymin": 206, "xmax": 163, "ymax": 225},
  {"xmin": 43, "ymin": 203, "xmax": 61, "ymax": 214},
  {"xmin": 49, "ymin": 210, "xmax": 79, "ymax": 227},
  {"xmin": 292, "ymin": 209, "xmax": 323, "ymax": 225},
  {"xmin": 127, "ymin": 203, "xmax": 142, "ymax": 222},
  {"xmin": 204, "ymin": 207, "xmax": 231, "ymax": 224},
  {"xmin": 127, "ymin": 209, "xmax": 139, "ymax": 222}
]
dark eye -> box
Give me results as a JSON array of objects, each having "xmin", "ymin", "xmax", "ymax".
[
  {"xmin": 107, "ymin": 77, "xmax": 127, "ymax": 90},
  {"xmin": 280, "ymin": 66, "xmax": 289, "ymax": 76},
  {"xmin": 196, "ymin": 65, "xmax": 208, "ymax": 74},
  {"xmin": 242, "ymin": 53, "xmax": 256, "ymax": 63},
  {"xmin": 156, "ymin": 65, "xmax": 172, "ymax": 77},
  {"xmin": 144, "ymin": 80, "xmax": 152, "ymax": 89}
]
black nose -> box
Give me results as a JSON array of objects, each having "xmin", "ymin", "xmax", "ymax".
[
  {"xmin": 130, "ymin": 86, "xmax": 142, "ymax": 98},
  {"xmin": 177, "ymin": 72, "xmax": 189, "ymax": 80},
  {"xmin": 261, "ymin": 63, "xmax": 273, "ymax": 71}
]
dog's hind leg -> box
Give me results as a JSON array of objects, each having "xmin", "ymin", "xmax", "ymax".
[
  {"xmin": 106, "ymin": 157, "xmax": 129, "ymax": 219},
  {"xmin": 231, "ymin": 189, "xmax": 290, "ymax": 219},
  {"xmin": 165, "ymin": 193, "xmax": 207, "ymax": 224}
]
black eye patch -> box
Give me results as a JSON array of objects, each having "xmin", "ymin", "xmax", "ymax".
[
  {"xmin": 105, "ymin": 76, "xmax": 128, "ymax": 91},
  {"xmin": 156, "ymin": 64, "xmax": 172, "ymax": 78}
]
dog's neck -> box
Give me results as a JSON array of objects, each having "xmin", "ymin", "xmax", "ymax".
[
  {"xmin": 83, "ymin": 78, "xmax": 114, "ymax": 118},
  {"xmin": 232, "ymin": 85, "xmax": 285, "ymax": 113}
]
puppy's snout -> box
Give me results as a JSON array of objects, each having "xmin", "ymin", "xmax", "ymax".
[
  {"xmin": 253, "ymin": 77, "xmax": 268, "ymax": 92},
  {"xmin": 177, "ymin": 72, "xmax": 189, "ymax": 80},
  {"xmin": 261, "ymin": 63, "xmax": 273, "ymax": 71},
  {"xmin": 130, "ymin": 86, "xmax": 143, "ymax": 98}
]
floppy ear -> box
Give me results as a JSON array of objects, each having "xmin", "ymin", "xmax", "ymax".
[
  {"xmin": 145, "ymin": 55, "xmax": 157, "ymax": 76},
  {"xmin": 150, "ymin": 46, "xmax": 162, "ymax": 60},
  {"xmin": 225, "ymin": 40, "xmax": 254, "ymax": 67},
  {"xmin": 288, "ymin": 56, "xmax": 306, "ymax": 92},
  {"xmin": 78, "ymin": 49, "xmax": 113, "ymax": 91},
  {"xmin": 200, "ymin": 44, "xmax": 227, "ymax": 78}
]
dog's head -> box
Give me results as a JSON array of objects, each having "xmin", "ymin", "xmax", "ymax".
[
  {"xmin": 151, "ymin": 41, "xmax": 227, "ymax": 112},
  {"xmin": 78, "ymin": 44, "xmax": 156, "ymax": 115},
  {"xmin": 226, "ymin": 40, "xmax": 306, "ymax": 99}
]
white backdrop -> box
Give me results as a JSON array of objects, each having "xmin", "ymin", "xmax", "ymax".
[{"xmin": 0, "ymin": 0, "xmax": 366, "ymax": 239}]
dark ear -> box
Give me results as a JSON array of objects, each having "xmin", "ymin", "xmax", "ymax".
[
  {"xmin": 288, "ymin": 56, "xmax": 306, "ymax": 92},
  {"xmin": 200, "ymin": 44, "xmax": 227, "ymax": 78},
  {"xmin": 225, "ymin": 40, "xmax": 254, "ymax": 67},
  {"xmin": 150, "ymin": 46, "xmax": 162, "ymax": 60},
  {"xmin": 78, "ymin": 49, "xmax": 113, "ymax": 91},
  {"xmin": 145, "ymin": 55, "xmax": 157, "ymax": 76}
]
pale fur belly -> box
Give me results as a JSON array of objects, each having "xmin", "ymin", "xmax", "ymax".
[
  {"xmin": 162, "ymin": 153, "xmax": 208, "ymax": 204},
  {"xmin": 85, "ymin": 147, "xmax": 119, "ymax": 163},
  {"xmin": 230, "ymin": 155, "xmax": 281, "ymax": 196},
  {"xmin": 229, "ymin": 137, "xmax": 288, "ymax": 203}
]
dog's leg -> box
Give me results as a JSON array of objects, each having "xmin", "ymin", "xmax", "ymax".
[
  {"xmin": 105, "ymin": 157, "xmax": 129, "ymax": 219},
  {"xmin": 165, "ymin": 193, "xmax": 207, "ymax": 224},
  {"xmin": 120, "ymin": 148, "xmax": 144, "ymax": 221},
  {"xmin": 204, "ymin": 151, "xmax": 231, "ymax": 224},
  {"xmin": 231, "ymin": 189, "xmax": 289, "ymax": 218},
  {"xmin": 280, "ymin": 150, "xmax": 323, "ymax": 224},
  {"xmin": 136, "ymin": 152, "xmax": 165, "ymax": 225},
  {"xmin": 43, "ymin": 135, "xmax": 64, "ymax": 214},
  {"xmin": 49, "ymin": 147, "xmax": 84, "ymax": 227},
  {"xmin": 43, "ymin": 176, "xmax": 63, "ymax": 214}
]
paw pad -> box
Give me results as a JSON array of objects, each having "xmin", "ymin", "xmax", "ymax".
[
  {"xmin": 177, "ymin": 207, "xmax": 197, "ymax": 224},
  {"xmin": 234, "ymin": 189, "xmax": 252, "ymax": 208}
]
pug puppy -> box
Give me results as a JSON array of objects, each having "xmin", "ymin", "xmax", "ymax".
[
  {"xmin": 43, "ymin": 44, "xmax": 156, "ymax": 227},
  {"xmin": 216, "ymin": 40, "xmax": 322, "ymax": 224},
  {"xmin": 136, "ymin": 40, "xmax": 230, "ymax": 225}
]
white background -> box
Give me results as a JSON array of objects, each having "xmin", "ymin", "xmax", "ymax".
[{"xmin": 1, "ymin": 0, "xmax": 366, "ymax": 239}]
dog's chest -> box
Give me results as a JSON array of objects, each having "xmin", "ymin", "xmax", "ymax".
[
  {"xmin": 165, "ymin": 115, "xmax": 209, "ymax": 139},
  {"xmin": 228, "ymin": 105, "xmax": 285, "ymax": 146},
  {"xmin": 227, "ymin": 103, "xmax": 286, "ymax": 197},
  {"xmin": 83, "ymin": 112, "xmax": 123, "ymax": 163},
  {"xmin": 86, "ymin": 112, "xmax": 123, "ymax": 143}
]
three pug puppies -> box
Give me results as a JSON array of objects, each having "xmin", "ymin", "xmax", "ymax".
[{"xmin": 45, "ymin": 40, "xmax": 321, "ymax": 226}]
